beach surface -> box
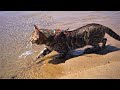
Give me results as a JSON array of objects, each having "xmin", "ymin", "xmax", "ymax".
[{"xmin": 0, "ymin": 11, "xmax": 120, "ymax": 79}]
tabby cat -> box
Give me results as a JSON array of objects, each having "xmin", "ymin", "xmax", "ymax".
[{"xmin": 30, "ymin": 23, "xmax": 120, "ymax": 61}]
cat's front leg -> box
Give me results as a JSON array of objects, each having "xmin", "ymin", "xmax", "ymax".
[{"xmin": 34, "ymin": 47, "xmax": 52, "ymax": 61}]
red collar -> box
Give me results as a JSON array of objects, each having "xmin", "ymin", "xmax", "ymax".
[{"xmin": 55, "ymin": 29, "xmax": 61, "ymax": 34}]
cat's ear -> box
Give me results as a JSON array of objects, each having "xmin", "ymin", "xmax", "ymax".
[
  {"xmin": 34, "ymin": 25, "xmax": 43, "ymax": 34},
  {"xmin": 34, "ymin": 25, "xmax": 40, "ymax": 31},
  {"xmin": 33, "ymin": 25, "xmax": 40, "ymax": 35},
  {"xmin": 34, "ymin": 25, "xmax": 44, "ymax": 34}
]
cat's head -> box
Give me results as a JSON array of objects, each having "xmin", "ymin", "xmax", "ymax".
[{"xmin": 30, "ymin": 25, "xmax": 47, "ymax": 45}]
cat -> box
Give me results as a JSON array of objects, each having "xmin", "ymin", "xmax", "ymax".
[{"xmin": 30, "ymin": 23, "xmax": 120, "ymax": 61}]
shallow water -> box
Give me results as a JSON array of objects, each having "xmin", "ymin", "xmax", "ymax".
[{"xmin": 0, "ymin": 11, "xmax": 120, "ymax": 78}]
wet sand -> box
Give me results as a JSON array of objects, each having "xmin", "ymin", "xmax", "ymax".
[
  {"xmin": 0, "ymin": 11, "xmax": 120, "ymax": 79},
  {"xmin": 16, "ymin": 44, "xmax": 120, "ymax": 79}
]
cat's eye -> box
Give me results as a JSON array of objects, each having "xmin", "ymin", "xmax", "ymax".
[
  {"xmin": 35, "ymin": 35, "xmax": 39, "ymax": 39},
  {"xmin": 34, "ymin": 38, "xmax": 37, "ymax": 40}
]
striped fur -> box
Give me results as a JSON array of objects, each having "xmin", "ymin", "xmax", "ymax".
[{"xmin": 30, "ymin": 23, "xmax": 120, "ymax": 60}]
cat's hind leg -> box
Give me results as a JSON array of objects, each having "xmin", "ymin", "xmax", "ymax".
[
  {"xmin": 101, "ymin": 38, "xmax": 107, "ymax": 48},
  {"xmin": 84, "ymin": 38, "xmax": 107, "ymax": 54},
  {"xmin": 84, "ymin": 44, "xmax": 101, "ymax": 54}
]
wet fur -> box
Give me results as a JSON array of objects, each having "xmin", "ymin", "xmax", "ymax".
[{"xmin": 30, "ymin": 23, "xmax": 120, "ymax": 60}]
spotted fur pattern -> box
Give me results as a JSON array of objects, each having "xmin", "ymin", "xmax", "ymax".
[{"xmin": 30, "ymin": 23, "xmax": 120, "ymax": 60}]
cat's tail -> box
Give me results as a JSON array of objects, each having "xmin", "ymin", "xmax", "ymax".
[{"xmin": 105, "ymin": 27, "xmax": 120, "ymax": 41}]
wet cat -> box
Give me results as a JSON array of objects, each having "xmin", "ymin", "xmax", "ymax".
[{"xmin": 30, "ymin": 23, "xmax": 120, "ymax": 61}]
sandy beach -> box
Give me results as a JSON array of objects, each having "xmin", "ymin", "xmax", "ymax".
[
  {"xmin": 16, "ymin": 45, "xmax": 120, "ymax": 79},
  {"xmin": 0, "ymin": 11, "xmax": 120, "ymax": 79}
]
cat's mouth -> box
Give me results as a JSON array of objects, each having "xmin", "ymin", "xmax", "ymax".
[
  {"xmin": 35, "ymin": 40, "xmax": 41, "ymax": 45},
  {"xmin": 36, "ymin": 41, "xmax": 40, "ymax": 45},
  {"xmin": 30, "ymin": 40, "xmax": 35, "ymax": 44},
  {"xmin": 30, "ymin": 39, "xmax": 41, "ymax": 45}
]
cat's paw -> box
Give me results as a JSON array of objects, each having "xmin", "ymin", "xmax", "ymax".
[
  {"xmin": 33, "ymin": 56, "xmax": 42, "ymax": 62},
  {"xmin": 84, "ymin": 47, "xmax": 102, "ymax": 54},
  {"xmin": 33, "ymin": 57, "xmax": 38, "ymax": 62}
]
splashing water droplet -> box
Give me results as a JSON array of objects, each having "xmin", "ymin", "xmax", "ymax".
[
  {"xmin": 19, "ymin": 50, "xmax": 34, "ymax": 59},
  {"xmin": 26, "ymin": 41, "xmax": 32, "ymax": 50},
  {"xmin": 19, "ymin": 41, "xmax": 34, "ymax": 59}
]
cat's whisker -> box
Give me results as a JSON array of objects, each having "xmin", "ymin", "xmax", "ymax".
[{"xmin": 26, "ymin": 40, "xmax": 33, "ymax": 50}]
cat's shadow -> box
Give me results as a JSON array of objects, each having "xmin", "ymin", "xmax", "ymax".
[{"xmin": 48, "ymin": 45, "xmax": 120, "ymax": 64}]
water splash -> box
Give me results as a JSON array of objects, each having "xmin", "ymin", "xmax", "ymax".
[
  {"xmin": 26, "ymin": 41, "xmax": 32, "ymax": 50},
  {"xmin": 19, "ymin": 42, "xmax": 34, "ymax": 59},
  {"xmin": 19, "ymin": 50, "xmax": 34, "ymax": 59}
]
